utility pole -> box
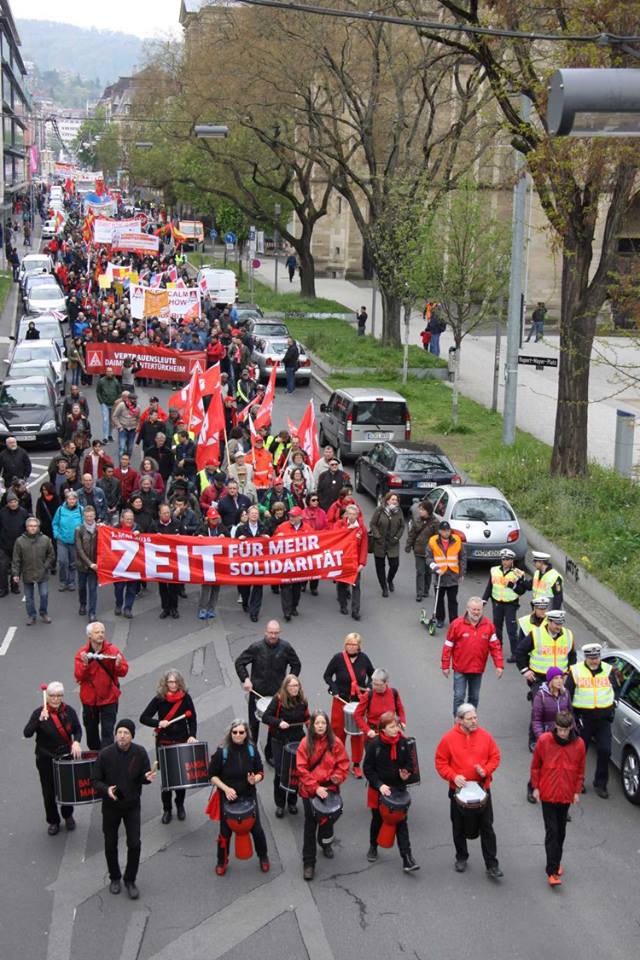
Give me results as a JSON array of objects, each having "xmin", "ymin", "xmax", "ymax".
[
  {"xmin": 402, "ymin": 302, "xmax": 411, "ymax": 384},
  {"xmin": 273, "ymin": 203, "xmax": 281, "ymax": 293},
  {"xmin": 502, "ymin": 95, "xmax": 531, "ymax": 446},
  {"xmin": 371, "ymin": 270, "xmax": 377, "ymax": 338}
]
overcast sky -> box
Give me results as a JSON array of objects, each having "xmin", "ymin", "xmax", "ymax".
[{"xmin": 11, "ymin": 0, "xmax": 182, "ymax": 39}]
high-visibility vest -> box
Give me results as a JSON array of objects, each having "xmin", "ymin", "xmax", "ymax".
[
  {"xmin": 529, "ymin": 625, "xmax": 574, "ymax": 675},
  {"xmin": 570, "ymin": 661, "xmax": 614, "ymax": 710},
  {"xmin": 533, "ymin": 568, "xmax": 562, "ymax": 599},
  {"xmin": 518, "ymin": 613, "xmax": 546, "ymax": 634},
  {"xmin": 236, "ymin": 381, "xmax": 252, "ymax": 404},
  {"xmin": 428, "ymin": 534, "xmax": 462, "ymax": 574},
  {"xmin": 265, "ymin": 437, "xmax": 288, "ymax": 467},
  {"xmin": 198, "ymin": 469, "xmax": 219, "ymax": 489},
  {"xmin": 490, "ymin": 565, "xmax": 524, "ymax": 603},
  {"xmin": 173, "ymin": 429, "xmax": 195, "ymax": 447},
  {"xmin": 249, "ymin": 447, "xmax": 274, "ymax": 488}
]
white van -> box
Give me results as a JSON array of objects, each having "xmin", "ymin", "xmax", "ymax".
[{"xmin": 197, "ymin": 268, "xmax": 237, "ymax": 306}]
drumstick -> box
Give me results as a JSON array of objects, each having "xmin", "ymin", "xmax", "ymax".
[
  {"xmin": 40, "ymin": 683, "xmax": 48, "ymax": 715},
  {"xmin": 151, "ymin": 760, "xmax": 159, "ymax": 773},
  {"xmin": 333, "ymin": 695, "xmax": 348, "ymax": 705},
  {"xmin": 156, "ymin": 710, "xmax": 193, "ymax": 732}
]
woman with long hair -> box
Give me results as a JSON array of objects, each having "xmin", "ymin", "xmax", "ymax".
[
  {"xmin": 296, "ymin": 710, "xmax": 349, "ymax": 881},
  {"xmin": 262, "ymin": 675, "xmax": 309, "ymax": 817},
  {"xmin": 368, "ymin": 491, "xmax": 405, "ymax": 597},
  {"xmin": 323, "ymin": 633, "xmax": 374, "ymax": 779},
  {"xmin": 208, "ymin": 719, "xmax": 269, "ymax": 876},
  {"xmin": 139, "ymin": 456, "xmax": 165, "ymax": 495},
  {"xmin": 139, "ymin": 670, "xmax": 198, "ymax": 823}
]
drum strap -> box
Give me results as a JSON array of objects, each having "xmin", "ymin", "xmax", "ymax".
[
  {"xmin": 163, "ymin": 696, "xmax": 185, "ymax": 725},
  {"xmin": 50, "ymin": 709, "xmax": 72, "ymax": 747},
  {"xmin": 342, "ymin": 652, "xmax": 359, "ymax": 698},
  {"xmin": 95, "ymin": 656, "xmax": 120, "ymax": 693}
]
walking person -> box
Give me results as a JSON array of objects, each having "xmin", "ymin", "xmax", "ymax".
[
  {"xmin": 282, "ymin": 337, "xmax": 299, "ymax": 394},
  {"xmin": 530, "ymin": 711, "xmax": 585, "ymax": 886},
  {"xmin": 235, "ymin": 505, "xmax": 268, "ymax": 622},
  {"xmin": 356, "ymin": 306, "xmax": 368, "ymax": 336},
  {"xmin": 435, "ymin": 703, "xmax": 503, "ymax": 879},
  {"xmin": 527, "ymin": 667, "xmax": 575, "ymax": 803},
  {"xmin": 426, "ymin": 521, "xmax": 466, "ymax": 628},
  {"xmin": 52, "ymin": 490, "xmax": 83, "ymax": 591},
  {"xmin": 442, "ymin": 597, "xmax": 504, "ymax": 716},
  {"xmin": 323, "ymin": 633, "xmax": 374, "ymax": 779},
  {"xmin": 482, "ymin": 548, "xmax": 528, "ymax": 663},
  {"xmin": 405, "ymin": 499, "xmax": 438, "ymax": 602},
  {"xmin": 369, "ymin": 492, "xmax": 405, "ymax": 597},
  {"xmin": 296, "ymin": 710, "xmax": 349, "ymax": 881},
  {"xmin": 112, "ymin": 391, "xmax": 141, "ymax": 458},
  {"xmin": 151, "ymin": 504, "xmax": 182, "ymax": 619},
  {"xmin": 336, "ymin": 503, "xmax": 368, "ymax": 620},
  {"xmin": 285, "ymin": 252, "xmax": 298, "ymax": 282},
  {"xmin": 91, "ymin": 719, "xmax": 157, "ymax": 899},
  {"xmin": 12, "ymin": 516, "xmax": 55, "ymax": 625},
  {"xmin": 96, "ymin": 368, "xmax": 121, "ymax": 443},
  {"xmin": 74, "ymin": 622, "xmax": 129, "ymax": 750},
  {"xmin": 261, "ymin": 674, "xmax": 309, "ymax": 817},
  {"xmin": 526, "ymin": 301, "xmax": 547, "ymax": 342},
  {"xmin": 197, "ymin": 508, "xmax": 229, "ymax": 619},
  {"xmin": 74, "ymin": 505, "xmax": 98, "ymax": 621},
  {"xmin": 566, "ymin": 643, "xmax": 619, "ymax": 799},
  {"xmin": 0, "ymin": 491, "xmax": 28, "ymax": 595}
]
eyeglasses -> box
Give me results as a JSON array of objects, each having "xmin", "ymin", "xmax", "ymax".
[{"xmin": 231, "ymin": 728, "xmax": 247, "ymax": 736}]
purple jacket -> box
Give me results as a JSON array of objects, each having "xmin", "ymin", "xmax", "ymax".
[{"xmin": 531, "ymin": 684, "xmax": 574, "ymax": 740}]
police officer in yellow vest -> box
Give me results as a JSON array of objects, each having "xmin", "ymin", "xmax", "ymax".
[
  {"xmin": 527, "ymin": 551, "xmax": 563, "ymax": 610},
  {"xmin": 516, "ymin": 609, "xmax": 576, "ymax": 690},
  {"xmin": 482, "ymin": 549, "xmax": 528, "ymax": 664},
  {"xmin": 516, "ymin": 596, "xmax": 550, "ymax": 657},
  {"xmin": 566, "ymin": 643, "xmax": 619, "ymax": 799}
]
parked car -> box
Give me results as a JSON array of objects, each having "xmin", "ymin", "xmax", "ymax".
[
  {"xmin": 319, "ymin": 387, "xmax": 411, "ymax": 459},
  {"xmin": 251, "ymin": 320, "xmax": 290, "ymax": 338},
  {"xmin": 25, "ymin": 281, "xmax": 67, "ymax": 316},
  {"xmin": 197, "ymin": 268, "xmax": 237, "ymax": 305},
  {"xmin": 6, "ymin": 339, "xmax": 67, "ymax": 385},
  {"xmin": 23, "ymin": 273, "xmax": 59, "ymax": 301},
  {"xmin": 16, "ymin": 314, "xmax": 66, "ymax": 350},
  {"xmin": 234, "ymin": 303, "xmax": 264, "ymax": 328},
  {"xmin": 41, "ymin": 218, "xmax": 63, "ymax": 240},
  {"xmin": 602, "ymin": 649, "xmax": 640, "ymax": 805},
  {"xmin": 18, "ymin": 254, "xmax": 53, "ymax": 292},
  {"xmin": 0, "ymin": 376, "xmax": 62, "ymax": 447},
  {"xmin": 251, "ymin": 336, "xmax": 311, "ymax": 385},
  {"xmin": 421, "ymin": 483, "xmax": 528, "ymax": 563},
  {"xmin": 355, "ymin": 441, "xmax": 462, "ymax": 508},
  {"xmin": 5, "ymin": 358, "xmax": 64, "ymax": 395}
]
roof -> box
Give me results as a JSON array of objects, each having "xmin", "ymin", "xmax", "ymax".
[
  {"xmin": 330, "ymin": 387, "xmax": 407, "ymax": 402},
  {"xmin": 380, "ymin": 441, "xmax": 446, "ymax": 455}
]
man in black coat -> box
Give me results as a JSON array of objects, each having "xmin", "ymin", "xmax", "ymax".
[
  {"xmin": 91, "ymin": 718, "xmax": 156, "ymax": 899},
  {"xmin": 0, "ymin": 436, "xmax": 32, "ymax": 485},
  {"xmin": 235, "ymin": 504, "xmax": 268, "ymax": 622},
  {"xmin": 151, "ymin": 504, "xmax": 184, "ymax": 618},
  {"xmin": 235, "ymin": 619, "xmax": 302, "ymax": 761},
  {"xmin": 316, "ymin": 457, "xmax": 350, "ymax": 512},
  {"xmin": 217, "ymin": 479, "xmax": 251, "ymax": 529},
  {"xmin": 0, "ymin": 492, "xmax": 29, "ymax": 595}
]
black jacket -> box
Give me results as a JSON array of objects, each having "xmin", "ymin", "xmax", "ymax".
[
  {"xmin": 218, "ymin": 492, "xmax": 252, "ymax": 528},
  {"xmin": 0, "ymin": 445, "xmax": 31, "ymax": 484},
  {"xmin": 91, "ymin": 742, "xmax": 151, "ymax": 806},
  {"xmin": 363, "ymin": 735, "xmax": 413, "ymax": 791},
  {"xmin": 316, "ymin": 469, "xmax": 350, "ymax": 512},
  {"xmin": 235, "ymin": 638, "xmax": 302, "ymax": 696},
  {"xmin": 23, "ymin": 703, "xmax": 82, "ymax": 759},
  {"xmin": 235, "ymin": 520, "xmax": 268, "ymax": 539},
  {"xmin": 151, "ymin": 517, "xmax": 182, "ymax": 536},
  {"xmin": 0, "ymin": 504, "xmax": 29, "ymax": 554},
  {"xmin": 261, "ymin": 695, "xmax": 309, "ymax": 743},
  {"xmin": 208, "ymin": 743, "xmax": 263, "ymax": 799},
  {"xmin": 139, "ymin": 693, "xmax": 197, "ymax": 744},
  {"xmin": 97, "ymin": 475, "xmax": 121, "ymax": 511},
  {"xmin": 323, "ymin": 651, "xmax": 374, "ymax": 702},
  {"xmin": 283, "ymin": 343, "xmax": 299, "ymax": 370}
]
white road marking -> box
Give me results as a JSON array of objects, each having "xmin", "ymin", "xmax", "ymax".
[
  {"xmin": 0, "ymin": 626, "xmax": 17, "ymax": 655},
  {"xmin": 27, "ymin": 472, "xmax": 47, "ymax": 491}
]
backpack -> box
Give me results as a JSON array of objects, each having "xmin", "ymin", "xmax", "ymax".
[{"xmin": 222, "ymin": 744, "xmax": 255, "ymax": 762}]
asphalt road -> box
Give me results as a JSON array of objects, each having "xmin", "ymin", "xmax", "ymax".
[{"xmin": 1, "ymin": 299, "xmax": 639, "ymax": 960}]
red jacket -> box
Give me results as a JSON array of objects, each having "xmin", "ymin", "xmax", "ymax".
[
  {"xmin": 530, "ymin": 731, "xmax": 585, "ymax": 803},
  {"xmin": 114, "ymin": 467, "xmax": 140, "ymax": 505},
  {"xmin": 434, "ymin": 724, "xmax": 501, "ymax": 790},
  {"xmin": 82, "ymin": 451, "xmax": 114, "ymax": 479},
  {"xmin": 326, "ymin": 496, "xmax": 355, "ymax": 527},
  {"xmin": 337, "ymin": 516, "xmax": 368, "ymax": 568},
  {"xmin": 296, "ymin": 734, "xmax": 349, "ymax": 798},
  {"xmin": 73, "ymin": 641, "xmax": 129, "ymax": 706},
  {"xmin": 273, "ymin": 519, "xmax": 313, "ymax": 537},
  {"xmin": 442, "ymin": 615, "xmax": 503, "ymax": 673},
  {"xmin": 355, "ymin": 686, "xmax": 406, "ymax": 735}
]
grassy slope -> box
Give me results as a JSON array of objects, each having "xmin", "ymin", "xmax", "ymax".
[{"xmin": 0, "ymin": 272, "xmax": 12, "ymax": 314}]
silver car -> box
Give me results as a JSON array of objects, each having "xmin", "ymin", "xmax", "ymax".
[
  {"xmin": 6, "ymin": 338, "xmax": 67, "ymax": 385},
  {"xmin": 18, "ymin": 254, "xmax": 53, "ymax": 292},
  {"xmin": 25, "ymin": 281, "xmax": 67, "ymax": 316},
  {"xmin": 16, "ymin": 314, "xmax": 66, "ymax": 350},
  {"xmin": 602, "ymin": 649, "xmax": 640, "ymax": 805},
  {"xmin": 422, "ymin": 483, "xmax": 528, "ymax": 563},
  {"xmin": 251, "ymin": 336, "xmax": 310, "ymax": 384}
]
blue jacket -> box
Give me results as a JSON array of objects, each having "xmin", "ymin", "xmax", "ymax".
[
  {"xmin": 52, "ymin": 502, "xmax": 84, "ymax": 544},
  {"xmin": 78, "ymin": 486, "xmax": 107, "ymax": 523}
]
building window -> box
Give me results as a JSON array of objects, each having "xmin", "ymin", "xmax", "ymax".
[
  {"xmin": 335, "ymin": 245, "xmax": 341, "ymax": 255},
  {"xmin": 337, "ymin": 197, "xmax": 342, "ymax": 214}
]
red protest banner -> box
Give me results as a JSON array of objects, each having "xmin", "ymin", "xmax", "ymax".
[
  {"xmin": 97, "ymin": 526, "xmax": 359, "ymax": 587},
  {"xmin": 85, "ymin": 343, "xmax": 206, "ymax": 382}
]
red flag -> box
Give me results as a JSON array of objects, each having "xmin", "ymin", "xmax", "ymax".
[
  {"xmin": 195, "ymin": 403, "xmax": 221, "ymax": 470},
  {"xmin": 199, "ymin": 363, "xmax": 223, "ymax": 398},
  {"xmin": 287, "ymin": 417, "xmax": 298, "ymax": 436},
  {"xmin": 253, "ymin": 365, "xmax": 277, "ymax": 430},
  {"xmin": 237, "ymin": 390, "xmax": 262, "ymax": 423},
  {"xmin": 297, "ymin": 400, "xmax": 320, "ymax": 466},
  {"xmin": 185, "ymin": 369, "xmax": 205, "ymax": 434},
  {"xmin": 168, "ymin": 386, "xmax": 188, "ymax": 413},
  {"xmin": 203, "ymin": 365, "xmax": 225, "ymax": 431},
  {"xmin": 167, "ymin": 265, "xmax": 178, "ymax": 283}
]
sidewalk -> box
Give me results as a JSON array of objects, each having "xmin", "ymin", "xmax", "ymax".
[{"xmin": 254, "ymin": 257, "xmax": 640, "ymax": 470}]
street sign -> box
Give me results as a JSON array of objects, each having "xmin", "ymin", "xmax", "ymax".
[
  {"xmin": 518, "ymin": 355, "xmax": 559, "ymax": 370},
  {"xmin": 224, "ymin": 231, "xmax": 236, "ymax": 244},
  {"xmin": 252, "ymin": 258, "xmax": 261, "ymax": 269},
  {"xmin": 209, "ymin": 228, "xmax": 218, "ymax": 240}
]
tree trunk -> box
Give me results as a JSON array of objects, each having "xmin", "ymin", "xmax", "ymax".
[
  {"xmin": 290, "ymin": 223, "xmax": 317, "ymax": 298},
  {"xmin": 380, "ymin": 287, "xmax": 401, "ymax": 346},
  {"xmin": 550, "ymin": 244, "xmax": 596, "ymax": 478}
]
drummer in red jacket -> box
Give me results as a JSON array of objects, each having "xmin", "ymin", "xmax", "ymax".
[
  {"xmin": 336, "ymin": 503, "xmax": 368, "ymax": 621},
  {"xmin": 296, "ymin": 710, "xmax": 349, "ymax": 881},
  {"xmin": 434, "ymin": 703, "xmax": 503, "ymax": 878},
  {"xmin": 442, "ymin": 596, "xmax": 504, "ymax": 716},
  {"xmin": 530, "ymin": 710, "xmax": 585, "ymax": 886},
  {"xmin": 73, "ymin": 621, "xmax": 129, "ymax": 750},
  {"xmin": 355, "ymin": 668, "xmax": 407, "ymax": 738}
]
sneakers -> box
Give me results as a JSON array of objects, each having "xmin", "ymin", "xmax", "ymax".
[
  {"xmin": 124, "ymin": 881, "xmax": 140, "ymax": 899},
  {"xmin": 339, "ymin": 606, "xmax": 348, "ymax": 615},
  {"xmin": 454, "ymin": 859, "xmax": 467, "ymax": 873},
  {"xmin": 26, "ymin": 617, "xmax": 36, "ymax": 626},
  {"xmin": 123, "ymin": 611, "xmax": 133, "ymax": 619},
  {"xmin": 486, "ymin": 865, "xmax": 504, "ymax": 879},
  {"xmin": 548, "ymin": 874, "xmax": 562, "ymax": 886},
  {"xmin": 367, "ymin": 845, "xmax": 378, "ymax": 862},
  {"xmin": 215, "ymin": 862, "xmax": 227, "ymax": 876},
  {"xmin": 109, "ymin": 879, "xmax": 121, "ymax": 894},
  {"xmin": 595, "ymin": 786, "xmax": 610, "ymax": 799},
  {"xmin": 288, "ymin": 804, "xmax": 298, "ymax": 815},
  {"xmin": 275, "ymin": 807, "xmax": 285, "ymax": 818},
  {"xmin": 402, "ymin": 853, "xmax": 420, "ymax": 873},
  {"xmin": 47, "ymin": 823, "xmax": 60, "ymax": 836},
  {"xmin": 198, "ymin": 609, "xmax": 208, "ymax": 620},
  {"xmin": 40, "ymin": 613, "xmax": 52, "ymax": 623},
  {"xmin": 322, "ymin": 843, "xmax": 334, "ymax": 859},
  {"xmin": 557, "ymin": 865, "xmax": 564, "ymax": 876},
  {"xmin": 64, "ymin": 816, "xmax": 76, "ymax": 831},
  {"xmin": 114, "ymin": 607, "xmax": 122, "ymax": 616},
  {"xmin": 303, "ymin": 864, "xmax": 314, "ymax": 881},
  {"xmin": 207, "ymin": 610, "xmax": 217, "ymax": 619},
  {"xmin": 259, "ymin": 857, "xmax": 270, "ymax": 872},
  {"xmin": 78, "ymin": 606, "xmax": 87, "ymax": 616},
  {"xmin": 352, "ymin": 763, "xmax": 363, "ymax": 779}
]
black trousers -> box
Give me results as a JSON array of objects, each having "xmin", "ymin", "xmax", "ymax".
[
  {"xmin": 337, "ymin": 573, "xmax": 361, "ymax": 615},
  {"xmin": 36, "ymin": 756, "xmax": 73, "ymax": 825},
  {"xmin": 436, "ymin": 585, "xmax": 459, "ymax": 624},
  {"xmin": 281, "ymin": 583, "xmax": 302, "ymax": 618},
  {"xmin": 239, "ymin": 584, "xmax": 263, "ymax": 617},
  {"xmin": 370, "ymin": 808, "xmax": 410, "ymax": 856},
  {"xmin": 491, "ymin": 600, "xmax": 519, "ymax": 655},
  {"xmin": 82, "ymin": 702, "xmax": 118, "ymax": 751},
  {"xmin": 449, "ymin": 792, "xmax": 498, "ymax": 867},
  {"xmin": 248, "ymin": 691, "xmax": 272, "ymax": 761},
  {"xmin": 302, "ymin": 796, "xmax": 336, "ymax": 865},
  {"xmin": 374, "ymin": 556, "xmax": 399, "ymax": 590},
  {"xmin": 102, "ymin": 801, "xmax": 141, "ymax": 882},
  {"xmin": 159, "ymin": 582, "xmax": 180, "ymax": 613},
  {"xmin": 0, "ymin": 548, "xmax": 12, "ymax": 593},
  {"xmin": 272, "ymin": 738, "xmax": 298, "ymax": 809},
  {"xmin": 577, "ymin": 713, "xmax": 612, "ymax": 788},
  {"xmin": 541, "ymin": 802, "xmax": 569, "ymax": 876},
  {"xmin": 218, "ymin": 806, "xmax": 267, "ymax": 863}
]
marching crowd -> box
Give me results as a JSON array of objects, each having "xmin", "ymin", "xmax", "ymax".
[{"xmin": 16, "ymin": 188, "xmax": 622, "ymax": 902}]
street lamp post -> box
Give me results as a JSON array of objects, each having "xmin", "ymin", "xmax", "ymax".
[
  {"xmin": 193, "ymin": 125, "xmax": 229, "ymax": 139},
  {"xmin": 547, "ymin": 68, "xmax": 640, "ymax": 137},
  {"xmin": 274, "ymin": 202, "xmax": 281, "ymax": 293}
]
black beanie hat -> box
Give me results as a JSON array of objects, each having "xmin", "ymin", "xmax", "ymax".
[{"xmin": 116, "ymin": 718, "xmax": 135, "ymax": 738}]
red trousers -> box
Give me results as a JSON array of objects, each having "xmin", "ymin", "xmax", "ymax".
[{"xmin": 331, "ymin": 697, "xmax": 363, "ymax": 764}]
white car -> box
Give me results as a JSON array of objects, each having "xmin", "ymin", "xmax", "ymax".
[
  {"xmin": 16, "ymin": 314, "xmax": 66, "ymax": 350},
  {"xmin": 41, "ymin": 217, "xmax": 65, "ymax": 239},
  {"xmin": 25, "ymin": 281, "xmax": 67, "ymax": 316},
  {"xmin": 18, "ymin": 254, "xmax": 53, "ymax": 292},
  {"xmin": 6, "ymin": 338, "xmax": 67, "ymax": 385}
]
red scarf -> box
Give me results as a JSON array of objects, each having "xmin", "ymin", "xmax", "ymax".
[
  {"xmin": 342, "ymin": 651, "xmax": 359, "ymax": 698},
  {"xmin": 165, "ymin": 690, "xmax": 184, "ymax": 703},
  {"xmin": 49, "ymin": 705, "xmax": 72, "ymax": 746},
  {"xmin": 380, "ymin": 731, "xmax": 400, "ymax": 760}
]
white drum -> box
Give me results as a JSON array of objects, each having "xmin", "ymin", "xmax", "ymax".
[
  {"xmin": 254, "ymin": 696, "xmax": 273, "ymax": 721},
  {"xmin": 455, "ymin": 782, "xmax": 487, "ymax": 810},
  {"xmin": 343, "ymin": 700, "xmax": 362, "ymax": 736}
]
